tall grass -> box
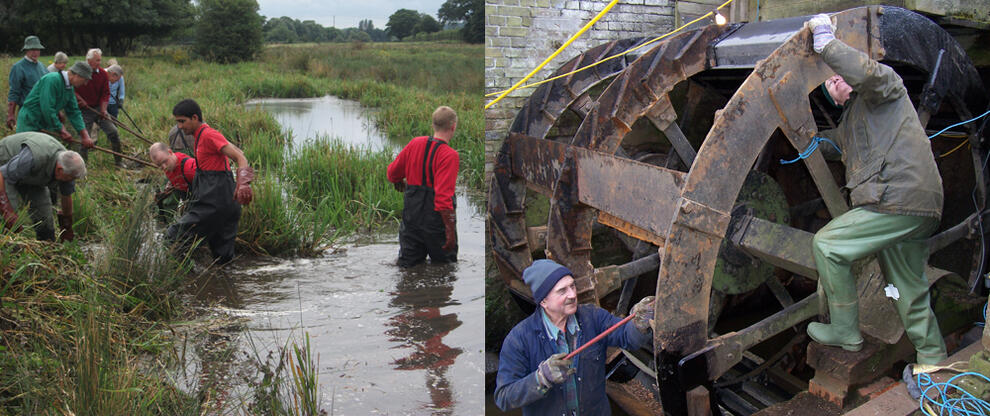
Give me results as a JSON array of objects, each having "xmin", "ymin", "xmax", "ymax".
[{"xmin": 245, "ymin": 331, "xmax": 326, "ymax": 416}]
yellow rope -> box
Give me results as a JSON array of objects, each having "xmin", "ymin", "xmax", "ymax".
[
  {"xmin": 939, "ymin": 138, "xmax": 971, "ymax": 158},
  {"xmin": 485, "ymin": 0, "xmax": 737, "ymax": 103},
  {"xmin": 485, "ymin": 0, "xmax": 622, "ymax": 110}
]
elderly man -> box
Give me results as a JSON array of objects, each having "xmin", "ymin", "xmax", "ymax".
[
  {"xmin": 805, "ymin": 15, "xmax": 947, "ymax": 365},
  {"xmin": 74, "ymin": 48, "xmax": 121, "ymax": 165},
  {"xmin": 7, "ymin": 36, "xmax": 49, "ymax": 130},
  {"xmin": 47, "ymin": 52, "xmax": 69, "ymax": 73},
  {"xmin": 495, "ymin": 259, "xmax": 655, "ymax": 415},
  {"xmin": 148, "ymin": 142, "xmax": 196, "ymax": 217},
  {"xmin": 107, "ymin": 64, "xmax": 125, "ymax": 119},
  {"xmin": 0, "ymin": 132, "xmax": 86, "ymax": 241},
  {"xmin": 16, "ymin": 62, "xmax": 95, "ymax": 150}
]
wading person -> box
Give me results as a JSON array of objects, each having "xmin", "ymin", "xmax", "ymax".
[
  {"xmin": 47, "ymin": 52, "xmax": 68, "ymax": 73},
  {"xmin": 0, "ymin": 132, "xmax": 86, "ymax": 241},
  {"xmin": 165, "ymin": 99, "xmax": 253, "ymax": 265},
  {"xmin": 74, "ymin": 48, "xmax": 121, "ymax": 165},
  {"xmin": 7, "ymin": 36, "xmax": 48, "ymax": 130},
  {"xmin": 16, "ymin": 61, "xmax": 95, "ymax": 150},
  {"xmin": 495, "ymin": 259, "xmax": 655, "ymax": 415},
  {"xmin": 805, "ymin": 15, "xmax": 947, "ymax": 365},
  {"xmin": 149, "ymin": 142, "xmax": 196, "ymax": 218},
  {"xmin": 386, "ymin": 106, "xmax": 459, "ymax": 268}
]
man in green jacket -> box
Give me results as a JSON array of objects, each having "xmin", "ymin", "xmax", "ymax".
[
  {"xmin": 6, "ymin": 36, "xmax": 48, "ymax": 130},
  {"xmin": 806, "ymin": 14, "xmax": 946, "ymax": 365},
  {"xmin": 16, "ymin": 61, "xmax": 94, "ymax": 149},
  {"xmin": 0, "ymin": 132, "xmax": 87, "ymax": 241}
]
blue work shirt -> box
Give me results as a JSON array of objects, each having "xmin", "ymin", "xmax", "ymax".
[{"xmin": 495, "ymin": 304, "xmax": 650, "ymax": 416}]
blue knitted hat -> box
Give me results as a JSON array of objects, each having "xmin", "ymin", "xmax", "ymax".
[{"xmin": 523, "ymin": 259, "xmax": 573, "ymax": 304}]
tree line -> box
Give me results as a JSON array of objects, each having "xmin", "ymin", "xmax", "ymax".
[{"xmin": 1, "ymin": 0, "xmax": 482, "ymax": 61}]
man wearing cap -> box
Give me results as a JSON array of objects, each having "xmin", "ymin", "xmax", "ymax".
[
  {"xmin": 495, "ymin": 259, "xmax": 656, "ymax": 415},
  {"xmin": 16, "ymin": 62, "xmax": 94, "ymax": 150},
  {"xmin": 0, "ymin": 132, "xmax": 87, "ymax": 241},
  {"xmin": 6, "ymin": 36, "xmax": 49, "ymax": 130},
  {"xmin": 74, "ymin": 49, "xmax": 121, "ymax": 165},
  {"xmin": 805, "ymin": 15, "xmax": 947, "ymax": 365}
]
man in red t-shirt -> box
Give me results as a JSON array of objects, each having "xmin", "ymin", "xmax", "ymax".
[
  {"xmin": 149, "ymin": 142, "xmax": 196, "ymax": 218},
  {"xmin": 164, "ymin": 99, "xmax": 254, "ymax": 264},
  {"xmin": 73, "ymin": 48, "xmax": 121, "ymax": 165},
  {"xmin": 387, "ymin": 106, "xmax": 459, "ymax": 267}
]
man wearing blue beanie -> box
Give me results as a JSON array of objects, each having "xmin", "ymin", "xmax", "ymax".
[{"xmin": 494, "ymin": 259, "xmax": 655, "ymax": 415}]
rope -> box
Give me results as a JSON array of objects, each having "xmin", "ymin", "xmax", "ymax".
[
  {"xmin": 779, "ymin": 136, "xmax": 841, "ymax": 165},
  {"xmin": 485, "ymin": 0, "xmax": 737, "ymax": 106},
  {"xmin": 917, "ymin": 371, "xmax": 990, "ymax": 416},
  {"xmin": 928, "ymin": 109, "xmax": 990, "ymax": 140}
]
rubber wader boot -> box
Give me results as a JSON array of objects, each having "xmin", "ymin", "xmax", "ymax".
[{"xmin": 807, "ymin": 300, "xmax": 864, "ymax": 351}]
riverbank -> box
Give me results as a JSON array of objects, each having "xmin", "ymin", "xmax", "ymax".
[{"xmin": 0, "ymin": 40, "xmax": 482, "ymax": 414}]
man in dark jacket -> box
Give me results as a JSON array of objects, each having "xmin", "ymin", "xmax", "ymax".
[
  {"xmin": 495, "ymin": 259, "xmax": 655, "ymax": 415},
  {"xmin": 0, "ymin": 132, "xmax": 86, "ymax": 241},
  {"xmin": 806, "ymin": 14, "xmax": 946, "ymax": 365}
]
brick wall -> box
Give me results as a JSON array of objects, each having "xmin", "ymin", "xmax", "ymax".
[{"xmin": 485, "ymin": 0, "xmax": 676, "ymax": 177}]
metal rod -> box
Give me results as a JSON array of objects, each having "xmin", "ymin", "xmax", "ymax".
[
  {"xmin": 80, "ymin": 104, "xmax": 154, "ymax": 145},
  {"xmin": 40, "ymin": 129, "xmax": 156, "ymax": 168},
  {"xmin": 565, "ymin": 313, "xmax": 635, "ymax": 360}
]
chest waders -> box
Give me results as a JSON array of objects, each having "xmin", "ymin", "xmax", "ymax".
[
  {"xmin": 164, "ymin": 128, "xmax": 241, "ymax": 264},
  {"xmin": 397, "ymin": 137, "xmax": 456, "ymax": 268}
]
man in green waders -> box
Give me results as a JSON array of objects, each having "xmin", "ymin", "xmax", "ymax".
[
  {"xmin": 0, "ymin": 132, "xmax": 87, "ymax": 241},
  {"xmin": 806, "ymin": 14, "xmax": 947, "ymax": 365},
  {"xmin": 387, "ymin": 106, "xmax": 459, "ymax": 268},
  {"xmin": 165, "ymin": 99, "xmax": 253, "ymax": 264}
]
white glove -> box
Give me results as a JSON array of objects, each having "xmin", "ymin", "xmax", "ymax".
[{"xmin": 808, "ymin": 14, "xmax": 836, "ymax": 53}]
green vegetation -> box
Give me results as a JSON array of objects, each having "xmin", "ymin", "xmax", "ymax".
[{"xmin": 0, "ymin": 40, "xmax": 480, "ymax": 414}]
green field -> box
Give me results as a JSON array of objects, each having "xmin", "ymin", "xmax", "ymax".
[{"xmin": 0, "ymin": 41, "xmax": 482, "ymax": 414}]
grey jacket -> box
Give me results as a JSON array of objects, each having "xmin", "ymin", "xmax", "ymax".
[{"xmin": 820, "ymin": 40, "xmax": 943, "ymax": 219}]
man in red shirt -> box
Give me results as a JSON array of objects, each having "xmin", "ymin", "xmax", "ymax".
[
  {"xmin": 149, "ymin": 142, "xmax": 196, "ymax": 218},
  {"xmin": 165, "ymin": 99, "xmax": 254, "ymax": 264},
  {"xmin": 74, "ymin": 48, "xmax": 121, "ymax": 165},
  {"xmin": 387, "ymin": 106, "xmax": 459, "ymax": 267}
]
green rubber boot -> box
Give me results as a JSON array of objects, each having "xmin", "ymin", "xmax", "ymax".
[{"xmin": 807, "ymin": 300, "xmax": 864, "ymax": 352}]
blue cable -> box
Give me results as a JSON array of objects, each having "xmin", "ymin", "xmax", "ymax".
[
  {"xmin": 929, "ymin": 109, "xmax": 990, "ymax": 140},
  {"xmin": 917, "ymin": 371, "xmax": 990, "ymax": 415},
  {"xmin": 978, "ymin": 302, "xmax": 988, "ymax": 328},
  {"xmin": 780, "ymin": 136, "xmax": 842, "ymax": 165}
]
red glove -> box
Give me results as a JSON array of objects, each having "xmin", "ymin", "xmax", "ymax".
[
  {"xmin": 79, "ymin": 129, "xmax": 95, "ymax": 149},
  {"xmin": 439, "ymin": 209, "xmax": 456, "ymax": 252},
  {"xmin": 0, "ymin": 192, "xmax": 19, "ymax": 231},
  {"xmin": 59, "ymin": 127, "xmax": 73, "ymax": 142},
  {"xmin": 6, "ymin": 102, "xmax": 16, "ymax": 130},
  {"xmin": 234, "ymin": 166, "xmax": 255, "ymax": 205},
  {"xmin": 57, "ymin": 213, "xmax": 74, "ymax": 242}
]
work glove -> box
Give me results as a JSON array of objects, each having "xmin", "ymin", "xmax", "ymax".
[
  {"xmin": 6, "ymin": 102, "xmax": 16, "ymax": 130},
  {"xmin": 234, "ymin": 166, "xmax": 255, "ymax": 205},
  {"xmin": 808, "ymin": 14, "xmax": 836, "ymax": 53},
  {"xmin": 392, "ymin": 180, "xmax": 406, "ymax": 192},
  {"xmin": 0, "ymin": 192, "xmax": 20, "ymax": 232},
  {"xmin": 630, "ymin": 296, "xmax": 656, "ymax": 333},
  {"xmin": 155, "ymin": 186, "xmax": 174, "ymax": 205},
  {"xmin": 59, "ymin": 127, "xmax": 73, "ymax": 142},
  {"xmin": 57, "ymin": 212, "xmax": 74, "ymax": 242},
  {"xmin": 536, "ymin": 352, "xmax": 575, "ymax": 388},
  {"xmin": 79, "ymin": 129, "xmax": 95, "ymax": 149},
  {"xmin": 439, "ymin": 209, "xmax": 457, "ymax": 252}
]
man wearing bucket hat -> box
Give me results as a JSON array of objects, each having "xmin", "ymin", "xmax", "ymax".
[
  {"xmin": 495, "ymin": 259, "xmax": 656, "ymax": 415},
  {"xmin": 6, "ymin": 36, "xmax": 49, "ymax": 130},
  {"xmin": 16, "ymin": 62, "xmax": 95, "ymax": 150}
]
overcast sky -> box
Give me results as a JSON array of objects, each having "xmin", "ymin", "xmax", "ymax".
[{"xmin": 256, "ymin": 0, "xmax": 448, "ymax": 30}]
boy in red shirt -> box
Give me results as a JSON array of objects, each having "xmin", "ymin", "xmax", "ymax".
[
  {"xmin": 149, "ymin": 142, "xmax": 196, "ymax": 217},
  {"xmin": 387, "ymin": 106, "xmax": 459, "ymax": 267},
  {"xmin": 164, "ymin": 99, "xmax": 254, "ymax": 264}
]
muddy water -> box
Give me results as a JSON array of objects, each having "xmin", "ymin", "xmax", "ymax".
[
  {"xmin": 244, "ymin": 96, "xmax": 395, "ymax": 150},
  {"xmin": 177, "ymin": 97, "xmax": 484, "ymax": 414}
]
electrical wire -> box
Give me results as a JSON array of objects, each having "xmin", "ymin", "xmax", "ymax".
[
  {"xmin": 485, "ymin": 0, "xmax": 738, "ymax": 104},
  {"xmin": 940, "ymin": 140, "xmax": 971, "ymax": 159},
  {"xmin": 779, "ymin": 136, "xmax": 841, "ymax": 164},
  {"xmin": 917, "ymin": 371, "xmax": 990, "ymax": 415},
  {"xmin": 929, "ymin": 109, "xmax": 990, "ymax": 140}
]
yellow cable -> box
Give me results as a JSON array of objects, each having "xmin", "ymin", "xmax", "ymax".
[
  {"xmin": 485, "ymin": 0, "xmax": 737, "ymax": 102},
  {"xmin": 485, "ymin": 0, "xmax": 622, "ymax": 110},
  {"xmin": 939, "ymin": 139, "xmax": 970, "ymax": 158}
]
